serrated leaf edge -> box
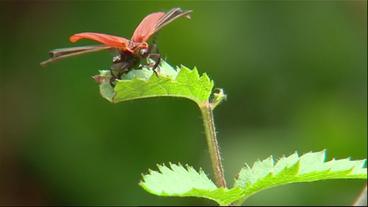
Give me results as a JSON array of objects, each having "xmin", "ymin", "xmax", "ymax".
[{"xmin": 108, "ymin": 66, "xmax": 214, "ymax": 104}]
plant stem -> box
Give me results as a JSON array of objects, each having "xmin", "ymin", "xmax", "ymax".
[
  {"xmin": 353, "ymin": 185, "xmax": 367, "ymax": 206},
  {"xmin": 199, "ymin": 101, "xmax": 227, "ymax": 188}
]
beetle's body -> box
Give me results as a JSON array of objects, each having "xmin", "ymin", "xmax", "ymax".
[
  {"xmin": 111, "ymin": 51, "xmax": 141, "ymax": 79},
  {"xmin": 41, "ymin": 8, "xmax": 191, "ymax": 85}
]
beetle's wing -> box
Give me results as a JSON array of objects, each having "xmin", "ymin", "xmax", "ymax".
[
  {"xmin": 40, "ymin": 45, "xmax": 112, "ymax": 66},
  {"xmin": 47, "ymin": 45, "xmax": 111, "ymax": 57},
  {"xmin": 154, "ymin": 8, "xmax": 192, "ymax": 33}
]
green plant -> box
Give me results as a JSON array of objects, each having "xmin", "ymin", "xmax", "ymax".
[{"xmin": 93, "ymin": 59, "xmax": 367, "ymax": 206}]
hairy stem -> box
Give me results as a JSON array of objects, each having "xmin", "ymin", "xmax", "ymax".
[
  {"xmin": 199, "ymin": 101, "xmax": 227, "ymax": 188},
  {"xmin": 353, "ymin": 185, "xmax": 367, "ymax": 206}
]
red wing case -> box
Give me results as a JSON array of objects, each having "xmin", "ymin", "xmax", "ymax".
[
  {"xmin": 131, "ymin": 8, "xmax": 191, "ymax": 43},
  {"xmin": 70, "ymin": 32, "xmax": 130, "ymax": 50},
  {"xmin": 131, "ymin": 12, "xmax": 166, "ymax": 43}
]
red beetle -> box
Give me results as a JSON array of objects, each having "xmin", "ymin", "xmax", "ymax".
[{"xmin": 41, "ymin": 8, "xmax": 191, "ymax": 82}]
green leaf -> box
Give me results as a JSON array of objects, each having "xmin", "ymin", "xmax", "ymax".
[
  {"xmin": 140, "ymin": 151, "xmax": 367, "ymax": 206},
  {"xmin": 95, "ymin": 60, "xmax": 214, "ymax": 105},
  {"xmin": 234, "ymin": 150, "xmax": 367, "ymax": 202},
  {"xmin": 139, "ymin": 163, "xmax": 243, "ymax": 206}
]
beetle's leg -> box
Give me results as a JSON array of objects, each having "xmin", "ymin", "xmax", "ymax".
[
  {"xmin": 109, "ymin": 71, "xmax": 117, "ymax": 86},
  {"xmin": 150, "ymin": 35, "xmax": 160, "ymax": 52},
  {"xmin": 147, "ymin": 53, "xmax": 161, "ymax": 76},
  {"xmin": 147, "ymin": 39, "xmax": 160, "ymax": 64},
  {"xmin": 150, "ymin": 40, "xmax": 160, "ymax": 54},
  {"xmin": 148, "ymin": 53, "xmax": 161, "ymax": 70}
]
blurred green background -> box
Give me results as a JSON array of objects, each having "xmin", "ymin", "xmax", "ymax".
[{"xmin": 0, "ymin": 1, "xmax": 366, "ymax": 206}]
